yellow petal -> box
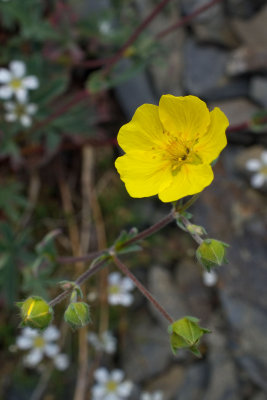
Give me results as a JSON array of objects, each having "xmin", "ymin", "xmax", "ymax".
[
  {"xmin": 117, "ymin": 104, "xmax": 165, "ymax": 153},
  {"xmin": 159, "ymin": 95, "xmax": 210, "ymax": 141},
  {"xmin": 158, "ymin": 164, "xmax": 214, "ymax": 202},
  {"xmin": 194, "ymin": 107, "xmax": 229, "ymax": 164},
  {"xmin": 115, "ymin": 153, "xmax": 172, "ymax": 198}
]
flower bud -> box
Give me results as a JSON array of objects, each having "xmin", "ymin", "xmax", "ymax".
[
  {"xmin": 187, "ymin": 224, "xmax": 207, "ymax": 236},
  {"xmin": 64, "ymin": 302, "xmax": 91, "ymax": 330},
  {"xmin": 196, "ymin": 239, "xmax": 229, "ymax": 272},
  {"xmin": 168, "ymin": 316, "xmax": 210, "ymax": 357},
  {"xmin": 17, "ymin": 296, "xmax": 53, "ymax": 330}
]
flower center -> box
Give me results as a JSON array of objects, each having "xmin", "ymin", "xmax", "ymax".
[
  {"xmin": 106, "ymin": 380, "xmax": 118, "ymax": 393},
  {"xmin": 109, "ymin": 284, "xmax": 120, "ymax": 295},
  {"xmin": 260, "ymin": 166, "xmax": 267, "ymax": 176},
  {"xmin": 163, "ymin": 135, "xmax": 201, "ymax": 173},
  {"xmin": 33, "ymin": 336, "xmax": 45, "ymax": 348},
  {"xmin": 10, "ymin": 79, "xmax": 23, "ymax": 89},
  {"xmin": 14, "ymin": 104, "xmax": 26, "ymax": 117}
]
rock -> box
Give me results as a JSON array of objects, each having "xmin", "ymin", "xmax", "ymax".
[
  {"xmin": 208, "ymin": 98, "xmax": 259, "ymax": 127},
  {"xmin": 121, "ymin": 310, "xmax": 171, "ymax": 382},
  {"xmin": 227, "ymin": 47, "xmax": 267, "ymax": 76},
  {"xmin": 181, "ymin": 0, "xmax": 239, "ymax": 47},
  {"xmin": 193, "ymin": 151, "xmax": 267, "ymax": 391},
  {"xmin": 250, "ymin": 76, "xmax": 267, "ymax": 107},
  {"xmin": 232, "ymin": 4, "xmax": 267, "ymax": 46},
  {"xmin": 142, "ymin": 365, "xmax": 185, "ymax": 400},
  {"xmin": 183, "ymin": 40, "xmax": 249, "ymax": 100},
  {"xmin": 226, "ymin": 0, "xmax": 267, "ymax": 18},
  {"xmin": 148, "ymin": 265, "xmax": 187, "ymax": 329},
  {"xmin": 203, "ymin": 324, "xmax": 240, "ymax": 400},
  {"xmin": 175, "ymin": 259, "xmax": 213, "ymax": 323},
  {"xmin": 175, "ymin": 362, "xmax": 209, "ymax": 400}
]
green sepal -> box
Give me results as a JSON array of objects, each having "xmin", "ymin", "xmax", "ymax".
[
  {"xmin": 17, "ymin": 296, "xmax": 53, "ymax": 330},
  {"xmin": 176, "ymin": 212, "xmax": 193, "ymax": 232},
  {"xmin": 196, "ymin": 239, "xmax": 229, "ymax": 272},
  {"xmin": 168, "ymin": 316, "xmax": 210, "ymax": 357},
  {"xmin": 64, "ymin": 302, "xmax": 91, "ymax": 330}
]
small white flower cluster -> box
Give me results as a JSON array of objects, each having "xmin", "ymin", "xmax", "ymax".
[
  {"xmin": 92, "ymin": 368, "xmax": 133, "ymax": 400},
  {"xmin": 0, "ymin": 60, "xmax": 39, "ymax": 127},
  {"xmin": 245, "ymin": 150, "xmax": 267, "ymax": 189},
  {"xmin": 108, "ymin": 272, "xmax": 135, "ymax": 307},
  {"xmin": 88, "ymin": 331, "xmax": 117, "ymax": 354},
  {"xmin": 16, "ymin": 326, "xmax": 69, "ymax": 371}
]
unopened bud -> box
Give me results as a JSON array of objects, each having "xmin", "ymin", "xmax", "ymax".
[
  {"xmin": 168, "ymin": 316, "xmax": 210, "ymax": 357},
  {"xmin": 196, "ymin": 239, "xmax": 229, "ymax": 272},
  {"xmin": 64, "ymin": 302, "xmax": 91, "ymax": 330},
  {"xmin": 187, "ymin": 224, "xmax": 207, "ymax": 236},
  {"xmin": 17, "ymin": 296, "xmax": 53, "ymax": 330}
]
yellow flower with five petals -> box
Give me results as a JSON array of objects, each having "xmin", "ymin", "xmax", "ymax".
[{"xmin": 115, "ymin": 95, "xmax": 229, "ymax": 202}]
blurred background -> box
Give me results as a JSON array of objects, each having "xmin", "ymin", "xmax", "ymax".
[{"xmin": 0, "ymin": 0, "xmax": 267, "ymax": 399}]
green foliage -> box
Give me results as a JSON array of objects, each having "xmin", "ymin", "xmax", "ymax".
[{"xmin": 0, "ymin": 182, "xmax": 27, "ymax": 222}]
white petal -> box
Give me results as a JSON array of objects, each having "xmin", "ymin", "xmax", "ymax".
[
  {"xmin": 94, "ymin": 367, "xmax": 109, "ymax": 383},
  {"xmin": 105, "ymin": 394, "xmax": 119, "ymax": 400},
  {"xmin": 108, "ymin": 272, "xmax": 121, "ymax": 285},
  {"xmin": 3, "ymin": 101, "xmax": 15, "ymax": 111},
  {"xmin": 23, "ymin": 348, "xmax": 43, "ymax": 367},
  {"xmin": 111, "ymin": 369, "xmax": 124, "ymax": 383},
  {"xmin": 53, "ymin": 353, "xmax": 69, "ymax": 370},
  {"xmin": 120, "ymin": 293, "xmax": 134, "ymax": 306},
  {"xmin": 15, "ymin": 88, "xmax": 28, "ymax": 102},
  {"xmin": 22, "ymin": 327, "xmax": 39, "ymax": 338},
  {"xmin": 23, "ymin": 76, "xmax": 39, "ymax": 89},
  {"xmin": 108, "ymin": 294, "xmax": 121, "ymax": 305},
  {"xmin": 91, "ymin": 384, "xmax": 107, "ymax": 398},
  {"xmin": 5, "ymin": 112, "xmax": 17, "ymax": 122},
  {"xmin": 0, "ymin": 68, "xmax": 11, "ymax": 83},
  {"xmin": 140, "ymin": 394, "xmax": 150, "ymax": 400},
  {"xmin": 43, "ymin": 326, "xmax": 60, "ymax": 342},
  {"xmin": 245, "ymin": 159, "xmax": 261, "ymax": 171},
  {"xmin": 261, "ymin": 151, "xmax": 267, "ymax": 164},
  {"xmin": 26, "ymin": 103, "xmax": 38, "ymax": 114},
  {"xmin": 251, "ymin": 173, "xmax": 265, "ymax": 188},
  {"xmin": 202, "ymin": 270, "xmax": 218, "ymax": 287},
  {"xmin": 117, "ymin": 381, "xmax": 133, "ymax": 397},
  {"xmin": 20, "ymin": 115, "xmax": 32, "ymax": 127},
  {"xmin": 10, "ymin": 60, "xmax": 26, "ymax": 78},
  {"xmin": 16, "ymin": 336, "xmax": 33, "ymax": 350},
  {"xmin": 44, "ymin": 343, "xmax": 60, "ymax": 357},
  {"xmin": 0, "ymin": 85, "xmax": 13, "ymax": 99},
  {"xmin": 121, "ymin": 277, "xmax": 135, "ymax": 291}
]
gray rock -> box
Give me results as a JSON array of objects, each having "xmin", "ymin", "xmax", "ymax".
[
  {"xmin": 226, "ymin": 0, "xmax": 267, "ymax": 18},
  {"xmin": 121, "ymin": 310, "xmax": 171, "ymax": 382},
  {"xmin": 208, "ymin": 98, "xmax": 259, "ymax": 127},
  {"xmin": 148, "ymin": 265, "xmax": 187, "ymax": 329},
  {"xmin": 227, "ymin": 46, "xmax": 267, "ymax": 76},
  {"xmin": 250, "ymin": 76, "xmax": 267, "ymax": 107},
  {"xmin": 175, "ymin": 362, "xmax": 209, "ymax": 400},
  {"xmin": 142, "ymin": 365, "xmax": 185, "ymax": 400},
  {"xmin": 232, "ymin": 4, "xmax": 267, "ymax": 46}
]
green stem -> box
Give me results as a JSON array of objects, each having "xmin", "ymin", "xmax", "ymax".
[{"xmin": 176, "ymin": 193, "xmax": 201, "ymax": 214}]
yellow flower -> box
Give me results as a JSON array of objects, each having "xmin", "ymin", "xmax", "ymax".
[{"xmin": 115, "ymin": 95, "xmax": 229, "ymax": 202}]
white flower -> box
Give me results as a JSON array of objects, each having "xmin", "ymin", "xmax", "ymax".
[
  {"xmin": 88, "ymin": 331, "xmax": 117, "ymax": 354},
  {"xmin": 92, "ymin": 368, "xmax": 133, "ymax": 400},
  {"xmin": 141, "ymin": 391, "xmax": 164, "ymax": 400},
  {"xmin": 202, "ymin": 270, "xmax": 218, "ymax": 287},
  {"xmin": 0, "ymin": 60, "xmax": 39, "ymax": 102},
  {"xmin": 245, "ymin": 151, "xmax": 267, "ymax": 188},
  {"xmin": 16, "ymin": 326, "xmax": 60, "ymax": 368},
  {"xmin": 53, "ymin": 353, "xmax": 70, "ymax": 371},
  {"xmin": 4, "ymin": 100, "xmax": 37, "ymax": 127},
  {"xmin": 108, "ymin": 272, "xmax": 135, "ymax": 306}
]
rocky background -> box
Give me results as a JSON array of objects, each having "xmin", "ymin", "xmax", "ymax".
[{"xmin": 108, "ymin": 0, "xmax": 267, "ymax": 399}]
